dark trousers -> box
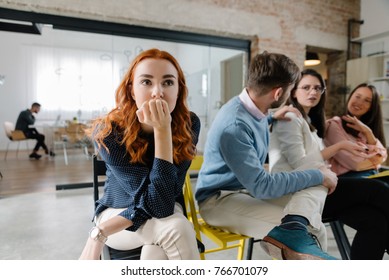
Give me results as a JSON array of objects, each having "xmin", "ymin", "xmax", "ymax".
[
  {"xmin": 25, "ymin": 128, "xmax": 48, "ymax": 153},
  {"xmin": 323, "ymin": 177, "xmax": 389, "ymax": 260}
]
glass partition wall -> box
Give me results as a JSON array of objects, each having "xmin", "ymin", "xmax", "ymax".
[
  {"xmin": 0, "ymin": 10, "xmax": 249, "ymax": 189},
  {"xmin": 24, "ymin": 26, "xmax": 247, "ymax": 152}
]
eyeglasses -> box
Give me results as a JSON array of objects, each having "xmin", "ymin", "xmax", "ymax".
[{"xmin": 297, "ymin": 85, "xmax": 326, "ymax": 95}]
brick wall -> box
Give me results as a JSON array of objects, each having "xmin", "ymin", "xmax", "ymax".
[
  {"xmin": 0, "ymin": 0, "xmax": 361, "ymax": 114},
  {"xmin": 0, "ymin": 0, "xmax": 360, "ymax": 64}
]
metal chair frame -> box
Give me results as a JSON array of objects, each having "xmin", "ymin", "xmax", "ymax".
[{"xmin": 183, "ymin": 155, "xmax": 252, "ymax": 260}]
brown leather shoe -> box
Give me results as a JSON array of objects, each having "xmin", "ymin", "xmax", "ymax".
[
  {"xmin": 260, "ymin": 226, "xmax": 337, "ymax": 260},
  {"xmin": 260, "ymin": 236, "xmax": 325, "ymax": 260}
]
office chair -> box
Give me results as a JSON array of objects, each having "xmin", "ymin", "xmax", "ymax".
[
  {"xmin": 3, "ymin": 121, "xmax": 30, "ymax": 160},
  {"xmin": 92, "ymin": 154, "xmax": 204, "ymax": 260},
  {"xmin": 183, "ymin": 155, "xmax": 251, "ymax": 260}
]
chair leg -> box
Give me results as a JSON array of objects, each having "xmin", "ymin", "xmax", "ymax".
[
  {"xmin": 246, "ymin": 238, "xmax": 254, "ymax": 260},
  {"xmin": 16, "ymin": 142, "xmax": 20, "ymax": 158},
  {"xmin": 237, "ymin": 239, "xmax": 246, "ymax": 260},
  {"xmin": 63, "ymin": 142, "xmax": 68, "ymax": 165},
  {"xmin": 4, "ymin": 142, "xmax": 10, "ymax": 160},
  {"xmin": 101, "ymin": 244, "xmax": 111, "ymax": 260},
  {"xmin": 83, "ymin": 145, "xmax": 89, "ymax": 159},
  {"xmin": 245, "ymin": 238, "xmax": 263, "ymax": 260},
  {"xmin": 197, "ymin": 237, "xmax": 206, "ymax": 260},
  {"xmin": 329, "ymin": 221, "xmax": 351, "ymax": 260}
]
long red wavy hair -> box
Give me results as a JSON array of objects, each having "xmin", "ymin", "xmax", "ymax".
[{"xmin": 88, "ymin": 48, "xmax": 195, "ymax": 164}]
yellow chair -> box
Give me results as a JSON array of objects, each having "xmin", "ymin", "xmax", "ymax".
[{"xmin": 183, "ymin": 155, "xmax": 251, "ymax": 260}]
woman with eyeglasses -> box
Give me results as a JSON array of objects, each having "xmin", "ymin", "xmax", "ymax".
[
  {"xmin": 264, "ymin": 69, "xmax": 366, "ymax": 260},
  {"xmin": 268, "ymin": 69, "xmax": 389, "ymax": 259}
]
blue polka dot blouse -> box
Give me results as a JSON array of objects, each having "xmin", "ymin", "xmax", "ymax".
[{"xmin": 95, "ymin": 112, "xmax": 200, "ymax": 232}]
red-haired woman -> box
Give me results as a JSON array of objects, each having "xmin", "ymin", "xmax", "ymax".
[{"xmin": 79, "ymin": 49, "xmax": 201, "ymax": 260}]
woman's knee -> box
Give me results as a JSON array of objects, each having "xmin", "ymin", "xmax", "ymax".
[
  {"xmin": 140, "ymin": 245, "xmax": 168, "ymax": 260},
  {"xmin": 342, "ymin": 206, "xmax": 388, "ymax": 232},
  {"xmin": 158, "ymin": 214, "xmax": 196, "ymax": 241},
  {"xmin": 170, "ymin": 214, "xmax": 195, "ymax": 234}
]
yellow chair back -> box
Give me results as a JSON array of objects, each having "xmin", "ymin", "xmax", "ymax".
[{"xmin": 183, "ymin": 155, "xmax": 250, "ymax": 260}]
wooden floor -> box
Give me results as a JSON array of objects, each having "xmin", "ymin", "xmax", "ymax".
[
  {"xmin": 2, "ymin": 147, "xmax": 387, "ymax": 198},
  {"xmin": 0, "ymin": 148, "xmax": 92, "ymax": 197}
]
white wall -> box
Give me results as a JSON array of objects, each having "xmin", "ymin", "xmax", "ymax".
[{"xmin": 360, "ymin": 0, "xmax": 389, "ymax": 38}]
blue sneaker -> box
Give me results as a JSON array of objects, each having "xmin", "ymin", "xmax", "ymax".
[{"xmin": 260, "ymin": 226, "xmax": 337, "ymax": 260}]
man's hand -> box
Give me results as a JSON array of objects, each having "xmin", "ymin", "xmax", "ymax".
[
  {"xmin": 272, "ymin": 104, "xmax": 302, "ymax": 121},
  {"xmin": 319, "ymin": 166, "xmax": 338, "ymax": 195}
]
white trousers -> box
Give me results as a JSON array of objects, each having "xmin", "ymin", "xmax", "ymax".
[
  {"xmin": 96, "ymin": 203, "xmax": 200, "ymax": 260},
  {"xmin": 199, "ymin": 185, "xmax": 328, "ymax": 251}
]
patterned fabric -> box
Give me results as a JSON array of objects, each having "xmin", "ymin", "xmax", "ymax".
[{"xmin": 95, "ymin": 112, "xmax": 200, "ymax": 232}]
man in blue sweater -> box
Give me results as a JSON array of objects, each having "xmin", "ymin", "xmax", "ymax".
[{"xmin": 195, "ymin": 51, "xmax": 338, "ymax": 260}]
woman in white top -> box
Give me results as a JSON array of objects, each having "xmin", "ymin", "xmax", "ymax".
[{"xmin": 265, "ymin": 69, "xmax": 367, "ymax": 259}]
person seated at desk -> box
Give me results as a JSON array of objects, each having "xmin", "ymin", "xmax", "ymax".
[{"xmin": 15, "ymin": 102, "xmax": 55, "ymax": 159}]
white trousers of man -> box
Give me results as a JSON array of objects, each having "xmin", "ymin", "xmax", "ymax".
[{"xmin": 199, "ymin": 185, "xmax": 328, "ymax": 251}]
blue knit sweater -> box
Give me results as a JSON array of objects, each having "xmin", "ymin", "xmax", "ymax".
[{"xmin": 196, "ymin": 92, "xmax": 323, "ymax": 203}]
